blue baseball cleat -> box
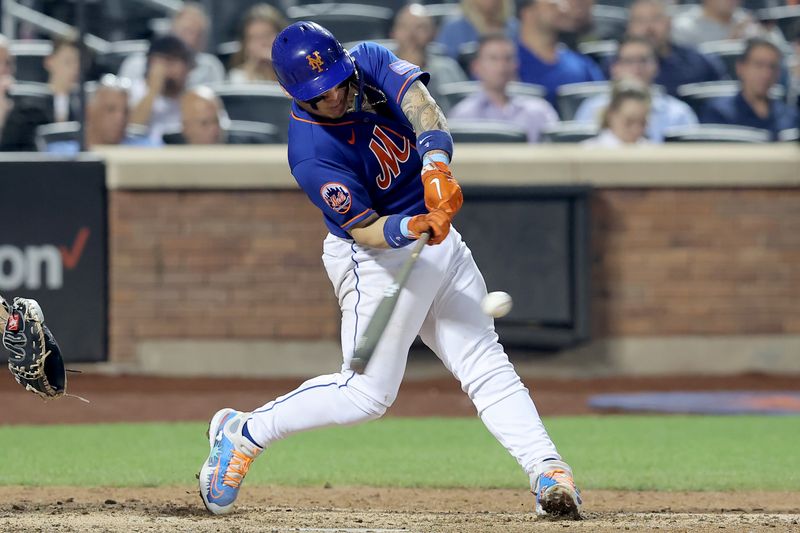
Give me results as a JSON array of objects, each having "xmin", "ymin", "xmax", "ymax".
[
  {"xmin": 531, "ymin": 459, "xmax": 582, "ymax": 519},
  {"xmin": 199, "ymin": 408, "xmax": 263, "ymax": 515}
]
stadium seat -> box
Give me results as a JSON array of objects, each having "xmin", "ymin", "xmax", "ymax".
[
  {"xmin": 758, "ymin": 5, "xmax": 800, "ymax": 40},
  {"xmin": 287, "ymin": 4, "xmax": 394, "ymax": 43},
  {"xmin": 216, "ymin": 41, "xmax": 241, "ymax": 70},
  {"xmin": 423, "ymin": 3, "xmax": 463, "ymax": 28},
  {"xmin": 211, "ymin": 83, "xmax": 293, "ymax": 141},
  {"xmin": 343, "ymin": 39, "xmax": 398, "ymax": 53},
  {"xmin": 592, "ymin": 5, "xmax": 629, "ymax": 40},
  {"xmin": 101, "ymin": 40, "xmax": 150, "ymax": 76},
  {"xmin": 556, "ymin": 81, "xmax": 610, "ymax": 121},
  {"xmin": 295, "ymin": 0, "xmax": 408, "ymax": 9},
  {"xmin": 540, "ymin": 122, "xmax": 599, "ymax": 143},
  {"xmin": 447, "ymin": 119, "xmax": 528, "ymax": 143},
  {"xmin": 778, "ymin": 128, "xmax": 799, "ymax": 142},
  {"xmin": 35, "ymin": 121, "xmax": 81, "ymax": 151},
  {"xmin": 578, "ymin": 40, "xmax": 617, "ymax": 71},
  {"xmin": 10, "ymin": 40, "xmax": 52, "ymax": 83},
  {"xmin": 663, "ymin": 124, "xmax": 771, "ymax": 143},
  {"xmin": 8, "ymin": 82, "xmax": 52, "ymax": 109},
  {"xmin": 456, "ymin": 41, "xmax": 479, "ymax": 75},
  {"xmin": 676, "ymin": 81, "xmax": 785, "ymax": 116},
  {"xmin": 226, "ymin": 120, "xmax": 282, "ymax": 144},
  {"xmin": 438, "ymin": 80, "xmax": 547, "ymax": 114},
  {"xmin": 697, "ymin": 39, "xmax": 744, "ymax": 80}
]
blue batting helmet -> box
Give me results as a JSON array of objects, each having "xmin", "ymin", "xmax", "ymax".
[{"xmin": 272, "ymin": 21, "xmax": 355, "ymax": 102}]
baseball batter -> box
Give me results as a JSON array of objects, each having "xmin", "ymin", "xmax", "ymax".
[{"xmin": 199, "ymin": 22, "xmax": 581, "ymax": 519}]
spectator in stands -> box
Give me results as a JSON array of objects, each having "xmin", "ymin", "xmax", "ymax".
[
  {"xmin": 701, "ymin": 38, "xmax": 798, "ymax": 140},
  {"xmin": 0, "ymin": 34, "xmax": 15, "ymax": 141},
  {"xmin": 627, "ymin": 0, "xmax": 728, "ymax": 97},
  {"xmin": 180, "ymin": 86, "xmax": 226, "ymax": 144},
  {"xmin": 448, "ymin": 33, "xmax": 558, "ymax": 142},
  {"xmin": 435, "ymin": 0, "xmax": 518, "ymax": 60},
  {"xmin": 789, "ymin": 20, "xmax": 800, "ymax": 112},
  {"xmin": 129, "ymin": 35, "xmax": 193, "ymax": 144},
  {"xmin": 672, "ymin": 0, "xmax": 788, "ymax": 49},
  {"xmin": 0, "ymin": 36, "xmax": 81, "ymax": 151},
  {"xmin": 45, "ymin": 75, "xmax": 157, "ymax": 153},
  {"xmin": 227, "ymin": 4, "xmax": 287, "ymax": 83},
  {"xmin": 392, "ymin": 4, "xmax": 467, "ymax": 103},
  {"xmin": 583, "ymin": 79, "xmax": 652, "ymax": 146},
  {"xmin": 119, "ymin": 2, "xmax": 225, "ymax": 88},
  {"xmin": 516, "ymin": 0, "xmax": 604, "ymax": 109},
  {"xmin": 559, "ymin": 0, "xmax": 600, "ymax": 51},
  {"xmin": 574, "ymin": 36, "xmax": 697, "ymax": 142}
]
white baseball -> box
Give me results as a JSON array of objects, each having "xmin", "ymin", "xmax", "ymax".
[{"xmin": 481, "ymin": 291, "xmax": 513, "ymax": 318}]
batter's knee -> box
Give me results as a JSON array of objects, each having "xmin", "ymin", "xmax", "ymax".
[{"xmin": 341, "ymin": 383, "xmax": 391, "ymax": 420}]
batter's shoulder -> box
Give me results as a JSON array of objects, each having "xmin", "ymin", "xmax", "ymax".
[{"xmin": 287, "ymin": 119, "xmax": 349, "ymax": 169}]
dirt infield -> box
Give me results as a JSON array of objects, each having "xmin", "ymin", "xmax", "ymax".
[
  {"xmin": 2, "ymin": 372, "xmax": 799, "ymax": 425},
  {"xmin": 1, "ymin": 486, "xmax": 798, "ymax": 532}
]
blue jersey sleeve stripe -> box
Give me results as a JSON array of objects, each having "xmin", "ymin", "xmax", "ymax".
[
  {"xmin": 395, "ymin": 71, "xmax": 426, "ymax": 104},
  {"xmin": 340, "ymin": 208, "xmax": 376, "ymax": 229}
]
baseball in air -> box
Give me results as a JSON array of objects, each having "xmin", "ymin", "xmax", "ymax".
[{"xmin": 481, "ymin": 291, "xmax": 513, "ymax": 318}]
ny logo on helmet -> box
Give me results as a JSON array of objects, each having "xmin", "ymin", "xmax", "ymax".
[{"xmin": 306, "ymin": 51, "xmax": 324, "ymax": 73}]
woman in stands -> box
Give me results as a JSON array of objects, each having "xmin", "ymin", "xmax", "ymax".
[
  {"xmin": 583, "ymin": 79, "xmax": 652, "ymax": 147},
  {"xmin": 227, "ymin": 4, "xmax": 287, "ymax": 83}
]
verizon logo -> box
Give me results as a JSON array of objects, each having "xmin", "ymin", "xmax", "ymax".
[{"xmin": 0, "ymin": 227, "xmax": 90, "ymax": 290}]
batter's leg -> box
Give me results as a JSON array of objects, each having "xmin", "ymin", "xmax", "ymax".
[
  {"xmin": 417, "ymin": 229, "xmax": 580, "ymax": 516},
  {"xmin": 245, "ymin": 236, "xmax": 451, "ymax": 447}
]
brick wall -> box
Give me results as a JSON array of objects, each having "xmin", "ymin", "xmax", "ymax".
[
  {"xmin": 591, "ymin": 189, "xmax": 800, "ymax": 337},
  {"xmin": 108, "ymin": 188, "xmax": 800, "ymax": 362},
  {"xmin": 109, "ymin": 191, "xmax": 340, "ymax": 362}
]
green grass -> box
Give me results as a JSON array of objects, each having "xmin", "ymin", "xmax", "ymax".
[{"xmin": 1, "ymin": 416, "xmax": 798, "ymax": 490}]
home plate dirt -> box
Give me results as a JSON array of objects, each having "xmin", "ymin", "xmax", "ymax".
[{"xmin": 0, "ymin": 487, "xmax": 798, "ymax": 532}]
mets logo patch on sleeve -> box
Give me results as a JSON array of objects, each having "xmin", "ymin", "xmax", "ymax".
[
  {"xmin": 389, "ymin": 60, "xmax": 417, "ymax": 75},
  {"xmin": 320, "ymin": 182, "xmax": 352, "ymax": 214}
]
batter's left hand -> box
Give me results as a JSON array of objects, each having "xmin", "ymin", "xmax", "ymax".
[{"xmin": 421, "ymin": 162, "xmax": 463, "ymax": 218}]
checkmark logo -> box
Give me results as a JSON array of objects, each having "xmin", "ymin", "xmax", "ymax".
[
  {"xmin": 59, "ymin": 227, "xmax": 90, "ymax": 270},
  {"xmin": 347, "ymin": 129, "xmax": 356, "ymax": 145}
]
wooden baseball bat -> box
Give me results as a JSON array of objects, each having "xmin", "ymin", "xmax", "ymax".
[{"xmin": 349, "ymin": 232, "xmax": 430, "ymax": 374}]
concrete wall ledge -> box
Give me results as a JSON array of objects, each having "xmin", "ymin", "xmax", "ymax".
[
  {"xmin": 128, "ymin": 336, "xmax": 800, "ymax": 379},
  {"xmin": 95, "ymin": 144, "xmax": 800, "ymax": 190}
]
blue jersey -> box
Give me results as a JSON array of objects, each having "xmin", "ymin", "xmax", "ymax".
[{"xmin": 288, "ymin": 42, "xmax": 431, "ymax": 239}]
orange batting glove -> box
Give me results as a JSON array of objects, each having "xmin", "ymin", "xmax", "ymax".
[
  {"xmin": 407, "ymin": 210, "xmax": 451, "ymax": 245},
  {"xmin": 421, "ymin": 162, "xmax": 463, "ymax": 219}
]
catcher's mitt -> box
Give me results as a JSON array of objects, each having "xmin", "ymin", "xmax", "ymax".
[{"xmin": 2, "ymin": 297, "xmax": 67, "ymax": 400}]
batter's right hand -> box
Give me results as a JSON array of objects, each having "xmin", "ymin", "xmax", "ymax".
[{"xmin": 408, "ymin": 210, "xmax": 450, "ymax": 245}]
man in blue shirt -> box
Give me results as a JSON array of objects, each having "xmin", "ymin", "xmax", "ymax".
[
  {"xmin": 516, "ymin": 0, "xmax": 604, "ymax": 109},
  {"xmin": 701, "ymin": 38, "xmax": 798, "ymax": 140},
  {"xmin": 627, "ymin": 0, "xmax": 728, "ymax": 97}
]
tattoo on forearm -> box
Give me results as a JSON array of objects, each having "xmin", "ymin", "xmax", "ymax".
[{"xmin": 401, "ymin": 81, "xmax": 448, "ymax": 133}]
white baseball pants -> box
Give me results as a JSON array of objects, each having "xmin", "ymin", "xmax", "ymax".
[{"xmin": 246, "ymin": 227, "xmax": 560, "ymax": 475}]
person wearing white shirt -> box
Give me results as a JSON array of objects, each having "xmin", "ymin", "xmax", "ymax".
[
  {"xmin": 672, "ymin": 0, "xmax": 788, "ymax": 50},
  {"xmin": 118, "ymin": 2, "xmax": 225, "ymax": 88},
  {"xmin": 574, "ymin": 35, "xmax": 697, "ymax": 142},
  {"xmin": 129, "ymin": 36, "xmax": 193, "ymax": 144},
  {"xmin": 583, "ymin": 79, "xmax": 652, "ymax": 147}
]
